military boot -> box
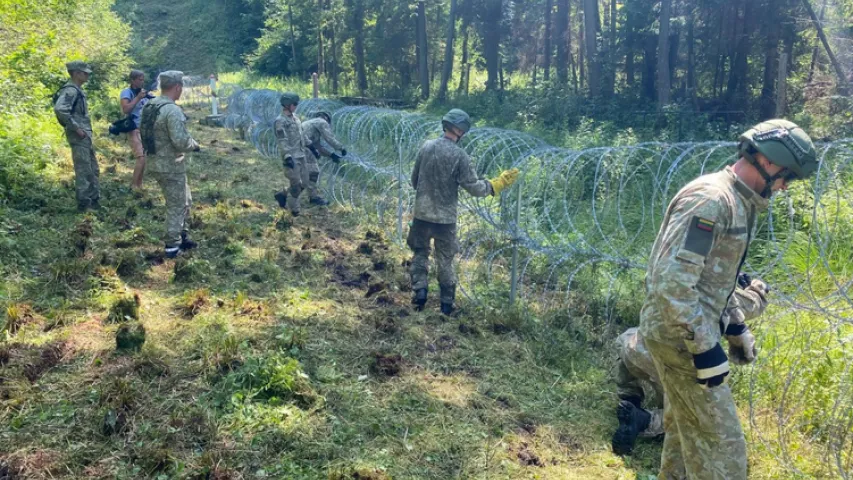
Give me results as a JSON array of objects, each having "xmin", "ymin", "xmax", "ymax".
[
  {"xmin": 611, "ymin": 400, "xmax": 651, "ymax": 455},
  {"xmin": 309, "ymin": 197, "xmax": 329, "ymax": 206},
  {"xmin": 165, "ymin": 244, "xmax": 181, "ymax": 259},
  {"xmin": 412, "ymin": 288, "xmax": 427, "ymax": 311},
  {"xmin": 440, "ymin": 285, "xmax": 456, "ymax": 316},
  {"xmin": 274, "ymin": 191, "xmax": 287, "ymax": 209},
  {"xmin": 180, "ymin": 231, "xmax": 198, "ymax": 250}
]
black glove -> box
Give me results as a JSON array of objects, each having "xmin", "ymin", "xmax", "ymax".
[
  {"xmin": 340, "ymin": 148, "xmax": 347, "ymax": 157},
  {"xmin": 330, "ymin": 153, "xmax": 342, "ymax": 163},
  {"xmin": 737, "ymin": 272, "xmax": 751, "ymax": 289},
  {"xmin": 308, "ymin": 145, "xmax": 320, "ymax": 159},
  {"xmin": 693, "ymin": 343, "xmax": 729, "ymax": 388},
  {"xmin": 193, "ymin": 145, "xmax": 201, "ymax": 152},
  {"xmin": 284, "ymin": 157, "xmax": 295, "ymax": 168}
]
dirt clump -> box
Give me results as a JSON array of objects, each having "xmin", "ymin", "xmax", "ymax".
[
  {"xmin": 106, "ymin": 293, "xmax": 141, "ymax": 324},
  {"xmin": 22, "ymin": 342, "xmax": 68, "ymax": 383},
  {"xmin": 515, "ymin": 442, "xmax": 543, "ymax": 467},
  {"xmin": 370, "ymin": 352, "xmax": 403, "ymax": 377},
  {"xmin": 3, "ymin": 304, "xmax": 41, "ymax": 334},
  {"xmin": 116, "ymin": 322, "xmax": 146, "ymax": 352},
  {"xmin": 365, "ymin": 282, "xmax": 387, "ymax": 298}
]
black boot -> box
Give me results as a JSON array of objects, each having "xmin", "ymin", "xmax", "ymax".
[
  {"xmin": 309, "ymin": 197, "xmax": 329, "ymax": 206},
  {"xmin": 440, "ymin": 285, "xmax": 456, "ymax": 316},
  {"xmin": 412, "ymin": 288, "xmax": 427, "ymax": 311},
  {"xmin": 611, "ymin": 400, "xmax": 651, "ymax": 456},
  {"xmin": 180, "ymin": 231, "xmax": 198, "ymax": 250},
  {"xmin": 274, "ymin": 191, "xmax": 287, "ymax": 209}
]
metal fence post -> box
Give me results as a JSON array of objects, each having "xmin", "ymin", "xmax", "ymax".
[
  {"xmin": 509, "ymin": 178, "xmax": 523, "ymax": 305},
  {"xmin": 397, "ymin": 143, "xmax": 404, "ymax": 244}
]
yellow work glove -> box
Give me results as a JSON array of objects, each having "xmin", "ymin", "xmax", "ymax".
[{"xmin": 489, "ymin": 168, "xmax": 520, "ymax": 196}]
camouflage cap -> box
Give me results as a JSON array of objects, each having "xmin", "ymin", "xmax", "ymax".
[
  {"xmin": 66, "ymin": 61, "xmax": 92, "ymax": 74},
  {"xmin": 314, "ymin": 110, "xmax": 332, "ymax": 121},
  {"xmin": 738, "ymin": 119, "xmax": 818, "ymax": 180},
  {"xmin": 159, "ymin": 70, "xmax": 185, "ymax": 90},
  {"xmin": 280, "ymin": 92, "xmax": 300, "ymax": 107},
  {"xmin": 442, "ymin": 108, "xmax": 471, "ymax": 134}
]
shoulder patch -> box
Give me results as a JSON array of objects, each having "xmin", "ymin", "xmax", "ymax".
[{"xmin": 684, "ymin": 216, "xmax": 715, "ymax": 256}]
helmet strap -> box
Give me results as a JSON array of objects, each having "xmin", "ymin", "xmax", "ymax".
[{"xmin": 744, "ymin": 149, "xmax": 786, "ymax": 198}]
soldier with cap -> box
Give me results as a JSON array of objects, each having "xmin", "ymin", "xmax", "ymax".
[
  {"xmin": 302, "ymin": 111, "xmax": 347, "ymax": 206},
  {"xmin": 54, "ymin": 60, "xmax": 100, "ymax": 211},
  {"xmin": 408, "ymin": 109, "xmax": 520, "ymax": 315},
  {"xmin": 638, "ymin": 119, "xmax": 818, "ymax": 479},
  {"xmin": 611, "ymin": 273, "xmax": 770, "ymax": 456},
  {"xmin": 140, "ymin": 71, "xmax": 200, "ymax": 259},
  {"xmin": 273, "ymin": 93, "xmax": 323, "ymax": 214}
]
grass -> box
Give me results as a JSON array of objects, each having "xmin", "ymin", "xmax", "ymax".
[{"xmin": 0, "ymin": 104, "xmax": 843, "ymax": 479}]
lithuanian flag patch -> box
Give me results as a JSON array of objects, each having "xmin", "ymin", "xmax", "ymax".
[{"xmin": 696, "ymin": 217, "xmax": 715, "ymax": 232}]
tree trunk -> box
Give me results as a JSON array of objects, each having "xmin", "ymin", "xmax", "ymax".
[
  {"xmin": 556, "ymin": 0, "xmax": 569, "ymax": 83},
  {"xmin": 417, "ymin": 1, "xmax": 430, "ymax": 99},
  {"xmin": 802, "ymin": 0, "xmax": 848, "ymax": 91},
  {"xmin": 642, "ymin": 33, "xmax": 656, "ymax": 100},
  {"xmin": 482, "ymin": 0, "xmax": 502, "ymax": 91},
  {"xmin": 543, "ymin": 0, "xmax": 552, "ymax": 81},
  {"xmin": 288, "ymin": 4, "xmax": 298, "ymax": 70},
  {"xmin": 583, "ymin": 0, "xmax": 600, "ymax": 96},
  {"xmin": 438, "ymin": 0, "xmax": 457, "ymax": 101},
  {"xmin": 657, "ymin": 0, "xmax": 671, "ymax": 108},
  {"xmin": 759, "ymin": 4, "xmax": 780, "ymax": 120},
  {"xmin": 568, "ymin": 0, "xmax": 577, "ymax": 91},
  {"xmin": 330, "ymin": 6, "xmax": 339, "ymax": 94},
  {"xmin": 687, "ymin": 7, "xmax": 696, "ymax": 108},
  {"xmin": 579, "ymin": 10, "xmax": 586, "ymax": 90},
  {"xmin": 625, "ymin": 5, "xmax": 634, "ymax": 87},
  {"xmin": 602, "ymin": 0, "xmax": 615, "ymax": 96},
  {"xmin": 457, "ymin": 23, "xmax": 470, "ymax": 93},
  {"xmin": 726, "ymin": 0, "xmax": 751, "ymax": 107},
  {"xmin": 317, "ymin": 0, "xmax": 325, "ymax": 76},
  {"xmin": 807, "ymin": 0, "xmax": 828, "ymax": 83},
  {"xmin": 349, "ymin": 0, "xmax": 368, "ymax": 96}
]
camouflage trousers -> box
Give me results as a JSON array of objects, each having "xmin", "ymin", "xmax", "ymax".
[
  {"xmin": 284, "ymin": 155, "xmax": 321, "ymax": 213},
  {"xmin": 646, "ymin": 337, "xmax": 747, "ymax": 480},
  {"xmin": 69, "ymin": 136, "xmax": 100, "ymax": 208},
  {"xmin": 152, "ymin": 172, "xmax": 191, "ymax": 248},
  {"xmin": 615, "ymin": 359, "xmax": 665, "ymax": 437},
  {"xmin": 407, "ymin": 219, "xmax": 458, "ymax": 303}
]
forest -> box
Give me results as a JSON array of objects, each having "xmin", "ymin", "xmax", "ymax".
[{"xmin": 1, "ymin": 0, "xmax": 853, "ymax": 479}]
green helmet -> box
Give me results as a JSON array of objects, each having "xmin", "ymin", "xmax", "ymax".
[
  {"xmin": 442, "ymin": 108, "xmax": 471, "ymax": 134},
  {"xmin": 280, "ymin": 92, "xmax": 300, "ymax": 107},
  {"xmin": 738, "ymin": 119, "xmax": 818, "ymax": 180},
  {"xmin": 314, "ymin": 111, "xmax": 332, "ymax": 122}
]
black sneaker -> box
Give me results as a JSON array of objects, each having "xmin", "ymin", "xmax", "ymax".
[
  {"xmin": 412, "ymin": 288, "xmax": 427, "ymax": 311},
  {"xmin": 309, "ymin": 197, "xmax": 329, "ymax": 206},
  {"xmin": 611, "ymin": 400, "xmax": 651, "ymax": 456},
  {"xmin": 440, "ymin": 302, "xmax": 454, "ymax": 316},
  {"xmin": 274, "ymin": 191, "xmax": 287, "ymax": 208},
  {"xmin": 165, "ymin": 245, "xmax": 181, "ymax": 259}
]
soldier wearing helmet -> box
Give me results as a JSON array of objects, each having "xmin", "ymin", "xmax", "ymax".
[
  {"xmin": 301, "ymin": 111, "xmax": 347, "ymax": 206},
  {"xmin": 637, "ymin": 119, "xmax": 817, "ymax": 479},
  {"xmin": 408, "ymin": 109, "xmax": 520, "ymax": 315},
  {"xmin": 273, "ymin": 93, "xmax": 322, "ymax": 215}
]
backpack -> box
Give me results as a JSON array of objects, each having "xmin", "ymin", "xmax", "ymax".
[
  {"xmin": 52, "ymin": 85, "xmax": 82, "ymax": 126},
  {"xmin": 140, "ymin": 102, "xmax": 169, "ymax": 155}
]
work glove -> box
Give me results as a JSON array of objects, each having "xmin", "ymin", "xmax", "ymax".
[
  {"xmin": 489, "ymin": 168, "xmax": 520, "ymax": 196},
  {"xmin": 737, "ymin": 272, "xmax": 751, "ymax": 289},
  {"xmin": 193, "ymin": 145, "xmax": 201, "ymax": 152},
  {"xmin": 284, "ymin": 156, "xmax": 295, "ymax": 168},
  {"xmin": 341, "ymin": 148, "xmax": 347, "ymax": 157},
  {"xmin": 330, "ymin": 153, "xmax": 342, "ymax": 163},
  {"xmin": 693, "ymin": 343, "xmax": 729, "ymax": 388},
  {"xmin": 727, "ymin": 328, "xmax": 758, "ymax": 365},
  {"xmin": 749, "ymin": 278, "xmax": 770, "ymax": 296},
  {"xmin": 308, "ymin": 145, "xmax": 320, "ymax": 159}
]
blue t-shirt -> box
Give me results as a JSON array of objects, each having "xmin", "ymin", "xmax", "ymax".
[{"xmin": 120, "ymin": 88, "xmax": 151, "ymax": 129}]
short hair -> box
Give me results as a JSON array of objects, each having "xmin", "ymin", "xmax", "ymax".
[{"xmin": 129, "ymin": 70, "xmax": 145, "ymax": 81}]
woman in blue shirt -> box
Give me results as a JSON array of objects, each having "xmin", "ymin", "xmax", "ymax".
[{"xmin": 120, "ymin": 70, "xmax": 152, "ymax": 190}]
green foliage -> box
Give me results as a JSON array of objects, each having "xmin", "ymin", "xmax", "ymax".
[{"xmin": 223, "ymin": 354, "xmax": 320, "ymax": 408}]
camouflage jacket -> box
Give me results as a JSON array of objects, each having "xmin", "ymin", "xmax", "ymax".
[
  {"xmin": 639, "ymin": 167, "xmax": 769, "ymax": 355},
  {"xmin": 301, "ymin": 117, "xmax": 343, "ymax": 154},
  {"xmin": 53, "ymin": 81, "xmax": 92, "ymax": 142},
  {"xmin": 143, "ymin": 96, "xmax": 199, "ymax": 174},
  {"xmin": 274, "ymin": 113, "xmax": 306, "ymax": 161},
  {"xmin": 411, "ymin": 137, "xmax": 494, "ymax": 224},
  {"xmin": 621, "ymin": 285, "xmax": 768, "ymax": 378}
]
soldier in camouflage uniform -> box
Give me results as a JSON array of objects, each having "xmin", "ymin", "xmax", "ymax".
[
  {"xmin": 302, "ymin": 111, "xmax": 347, "ymax": 207},
  {"xmin": 408, "ymin": 109, "xmax": 519, "ymax": 315},
  {"xmin": 638, "ymin": 119, "xmax": 818, "ymax": 479},
  {"xmin": 612, "ymin": 274, "xmax": 770, "ymax": 455},
  {"xmin": 53, "ymin": 61, "xmax": 99, "ymax": 211},
  {"xmin": 140, "ymin": 71, "xmax": 200, "ymax": 259},
  {"xmin": 273, "ymin": 93, "xmax": 324, "ymax": 214}
]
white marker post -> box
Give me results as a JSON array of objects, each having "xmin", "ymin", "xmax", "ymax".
[{"xmin": 209, "ymin": 75, "xmax": 219, "ymax": 115}]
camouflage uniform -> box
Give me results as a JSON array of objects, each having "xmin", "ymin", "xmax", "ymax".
[
  {"xmin": 408, "ymin": 137, "xmax": 494, "ymax": 304},
  {"xmin": 639, "ymin": 166, "xmax": 768, "ymax": 480},
  {"xmin": 617, "ymin": 283, "xmax": 769, "ymax": 439},
  {"xmin": 302, "ymin": 117, "xmax": 344, "ymax": 158},
  {"xmin": 54, "ymin": 80, "xmax": 99, "ymax": 209},
  {"xmin": 274, "ymin": 113, "xmax": 316, "ymax": 212},
  {"xmin": 143, "ymin": 96, "xmax": 199, "ymax": 251}
]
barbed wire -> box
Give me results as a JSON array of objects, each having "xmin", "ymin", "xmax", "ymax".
[{"xmin": 205, "ymin": 86, "xmax": 853, "ymax": 478}]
